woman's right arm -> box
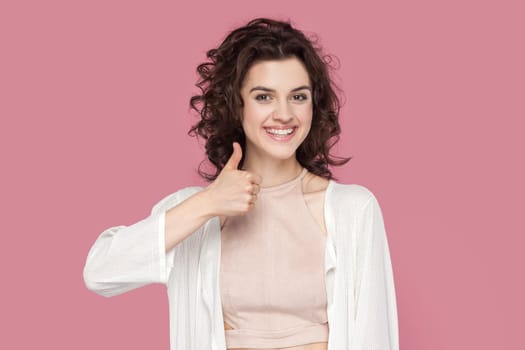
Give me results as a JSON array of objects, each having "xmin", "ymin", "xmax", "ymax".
[
  {"xmin": 164, "ymin": 142, "xmax": 263, "ymax": 252},
  {"xmin": 164, "ymin": 189, "xmax": 216, "ymax": 252},
  {"xmin": 83, "ymin": 142, "xmax": 261, "ymax": 298},
  {"xmin": 82, "ymin": 187, "xmax": 211, "ymax": 298}
]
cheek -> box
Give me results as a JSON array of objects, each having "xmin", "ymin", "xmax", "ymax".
[
  {"xmin": 241, "ymin": 104, "xmax": 261, "ymax": 132},
  {"xmin": 242, "ymin": 102, "xmax": 271, "ymax": 124},
  {"xmin": 294, "ymin": 104, "xmax": 313, "ymax": 124}
]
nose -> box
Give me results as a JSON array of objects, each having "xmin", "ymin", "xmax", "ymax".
[{"xmin": 271, "ymin": 99, "xmax": 294, "ymax": 123}]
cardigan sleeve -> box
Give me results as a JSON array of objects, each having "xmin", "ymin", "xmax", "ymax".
[
  {"xmin": 352, "ymin": 193, "xmax": 399, "ymax": 350},
  {"xmin": 83, "ymin": 187, "xmax": 202, "ymax": 298}
]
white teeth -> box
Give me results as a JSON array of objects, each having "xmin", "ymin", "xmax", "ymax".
[{"xmin": 266, "ymin": 128, "xmax": 294, "ymax": 135}]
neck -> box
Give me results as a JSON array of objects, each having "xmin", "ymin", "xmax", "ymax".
[{"xmin": 242, "ymin": 156, "xmax": 304, "ymax": 188}]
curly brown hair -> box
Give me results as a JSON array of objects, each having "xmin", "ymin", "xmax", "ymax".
[{"xmin": 189, "ymin": 17, "xmax": 351, "ymax": 181}]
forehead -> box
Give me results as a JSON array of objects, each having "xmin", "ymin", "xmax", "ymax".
[{"xmin": 242, "ymin": 57, "xmax": 310, "ymax": 90}]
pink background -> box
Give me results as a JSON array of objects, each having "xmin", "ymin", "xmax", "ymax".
[{"xmin": 1, "ymin": 0, "xmax": 523, "ymax": 348}]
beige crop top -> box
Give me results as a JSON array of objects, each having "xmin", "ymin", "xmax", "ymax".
[{"xmin": 220, "ymin": 168, "xmax": 329, "ymax": 349}]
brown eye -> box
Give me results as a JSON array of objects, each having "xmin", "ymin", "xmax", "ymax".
[
  {"xmin": 292, "ymin": 94, "xmax": 308, "ymax": 101},
  {"xmin": 255, "ymin": 94, "xmax": 271, "ymax": 101}
]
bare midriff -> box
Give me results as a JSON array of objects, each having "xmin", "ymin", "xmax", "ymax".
[{"xmin": 224, "ymin": 322, "xmax": 328, "ymax": 350}]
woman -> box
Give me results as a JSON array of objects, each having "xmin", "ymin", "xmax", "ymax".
[{"xmin": 83, "ymin": 18, "xmax": 399, "ymax": 350}]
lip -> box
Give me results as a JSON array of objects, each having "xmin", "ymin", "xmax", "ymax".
[
  {"xmin": 263, "ymin": 126, "xmax": 297, "ymax": 130},
  {"xmin": 263, "ymin": 126, "xmax": 297, "ymax": 142}
]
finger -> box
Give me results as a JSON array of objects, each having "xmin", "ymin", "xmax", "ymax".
[
  {"xmin": 245, "ymin": 201, "xmax": 256, "ymax": 212},
  {"xmin": 246, "ymin": 172, "xmax": 263, "ymax": 185},
  {"xmin": 248, "ymin": 192, "xmax": 258, "ymax": 205},
  {"xmin": 246, "ymin": 183, "xmax": 259, "ymax": 194},
  {"xmin": 224, "ymin": 142, "xmax": 243, "ymax": 170}
]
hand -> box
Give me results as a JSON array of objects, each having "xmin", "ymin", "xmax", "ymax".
[{"xmin": 204, "ymin": 142, "xmax": 262, "ymax": 217}]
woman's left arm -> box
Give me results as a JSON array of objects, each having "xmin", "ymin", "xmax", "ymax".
[{"xmin": 352, "ymin": 193, "xmax": 399, "ymax": 350}]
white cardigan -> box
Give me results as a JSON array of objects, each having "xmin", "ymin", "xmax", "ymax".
[{"xmin": 84, "ymin": 180, "xmax": 399, "ymax": 350}]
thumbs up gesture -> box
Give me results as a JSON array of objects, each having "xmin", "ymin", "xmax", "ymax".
[
  {"xmin": 223, "ymin": 141, "xmax": 244, "ymax": 171},
  {"xmin": 204, "ymin": 142, "xmax": 262, "ymax": 217}
]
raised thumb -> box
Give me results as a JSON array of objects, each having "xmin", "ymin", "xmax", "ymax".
[{"xmin": 224, "ymin": 142, "xmax": 243, "ymax": 170}]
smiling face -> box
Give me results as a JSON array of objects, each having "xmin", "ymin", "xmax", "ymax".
[{"xmin": 239, "ymin": 57, "xmax": 313, "ymax": 166}]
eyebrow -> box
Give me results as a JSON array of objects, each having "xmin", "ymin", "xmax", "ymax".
[{"xmin": 248, "ymin": 85, "xmax": 312, "ymax": 93}]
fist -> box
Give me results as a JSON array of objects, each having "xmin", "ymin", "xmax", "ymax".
[{"xmin": 205, "ymin": 142, "xmax": 262, "ymax": 217}]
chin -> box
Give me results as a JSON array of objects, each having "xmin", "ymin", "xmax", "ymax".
[{"xmin": 262, "ymin": 144, "xmax": 302, "ymax": 161}]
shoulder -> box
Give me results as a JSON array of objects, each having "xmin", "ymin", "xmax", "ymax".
[
  {"xmin": 302, "ymin": 171, "xmax": 329, "ymax": 194},
  {"xmin": 326, "ymin": 182, "xmax": 386, "ymax": 238},
  {"xmin": 327, "ymin": 181, "xmax": 377, "ymax": 209},
  {"xmin": 150, "ymin": 186, "xmax": 205, "ymax": 215}
]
